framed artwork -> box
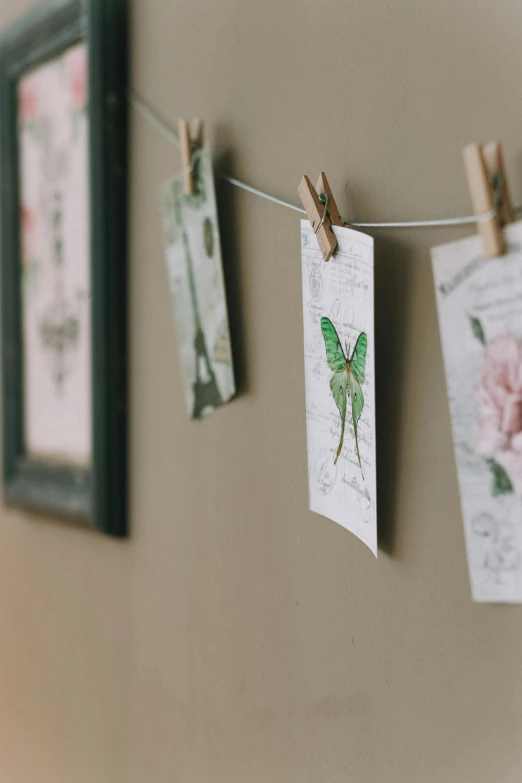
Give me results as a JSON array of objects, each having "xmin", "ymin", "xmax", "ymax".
[{"xmin": 0, "ymin": 0, "xmax": 128, "ymax": 535}]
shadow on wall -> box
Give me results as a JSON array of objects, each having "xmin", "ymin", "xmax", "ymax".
[
  {"xmin": 374, "ymin": 234, "xmax": 414, "ymax": 556},
  {"xmin": 215, "ymin": 147, "xmax": 250, "ymax": 397}
]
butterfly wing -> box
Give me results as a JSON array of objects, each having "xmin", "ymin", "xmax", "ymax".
[
  {"xmin": 330, "ymin": 371, "xmax": 347, "ymax": 464},
  {"xmin": 329, "ymin": 370, "xmax": 347, "ymax": 418},
  {"xmin": 321, "ymin": 318, "xmax": 348, "ymax": 463},
  {"xmin": 349, "ymin": 374, "xmax": 364, "ymax": 426},
  {"xmin": 349, "ymin": 373, "xmax": 365, "ymax": 473},
  {"xmin": 321, "ymin": 317, "xmax": 347, "ymax": 372},
  {"xmin": 350, "ymin": 332, "xmax": 367, "ymax": 384}
]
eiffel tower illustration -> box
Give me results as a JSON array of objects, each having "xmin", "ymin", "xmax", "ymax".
[
  {"xmin": 39, "ymin": 191, "xmax": 80, "ymax": 392},
  {"xmin": 175, "ymin": 187, "xmax": 223, "ymax": 418}
]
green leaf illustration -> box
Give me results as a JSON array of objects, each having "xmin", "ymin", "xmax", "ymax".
[
  {"xmin": 469, "ymin": 315, "xmax": 486, "ymax": 346},
  {"xmin": 486, "ymin": 458, "xmax": 513, "ymax": 496}
]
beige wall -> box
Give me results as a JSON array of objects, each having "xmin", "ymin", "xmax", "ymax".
[{"xmin": 1, "ymin": 0, "xmax": 522, "ymax": 781}]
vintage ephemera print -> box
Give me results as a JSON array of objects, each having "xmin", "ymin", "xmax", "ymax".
[
  {"xmin": 301, "ymin": 221, "xmax": 377, "ymax": 555},
  {"xmin": 432, "ymin": 222, "xmax": 522, "ymax": 602},
  {"xmin": 161, "ymin": 150, "xmax": 235, "ymax": 419}
]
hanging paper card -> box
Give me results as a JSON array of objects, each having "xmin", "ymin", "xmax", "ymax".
[
  {"xmin": 160, "ymin": 150, "xmax": 235, "ymax": 418},
  {"xmin": 432, "ymin": 222, "xmax": 522, "ymax": 602},
  {"xmin": 301, "ymin": 221, "xmax": 377, "ymax": 555}
]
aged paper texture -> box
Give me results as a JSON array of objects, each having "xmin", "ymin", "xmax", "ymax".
[
  {"xmin": 161, "ymin": 150, "xmax": 235, "ymax": 419},
  {"xmin": 301, "ymin": 221, "xmax": 377, "ymax": 555},
  {"xmin": 432, "ymin": 222, "xmax": 522, "ymax": 602}
]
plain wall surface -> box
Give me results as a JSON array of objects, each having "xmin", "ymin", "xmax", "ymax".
[{"xmin": 1, "ymin": 1, "xmax": 522, "ymax": 781}]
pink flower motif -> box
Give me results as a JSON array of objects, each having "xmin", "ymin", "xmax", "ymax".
[
  {"xmin": 20, "ymin": 205, "xmax": 36, "ymax": 265},
  {"xmin": 475, "ymin": 334, "xmax": 522, "ymax": 494},
  {"xmin": 67, "ymin": 45, "xmax": 88, "ymax": 108},
  {"xmin": 19, "ymin": 78, "xmax": 37, "ymax": 125}
]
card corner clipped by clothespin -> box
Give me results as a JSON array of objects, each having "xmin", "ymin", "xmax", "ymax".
[
  {"xmin": 462, "ymin": 139, "xmax": 514, "ymax": 259},
  {"xmin": 178, "ymin": 117, "xmax": 205, "ymax": 195},
  {"xmin": 298, "ymin": 172, "xmax": 342, "ymax": 263}
]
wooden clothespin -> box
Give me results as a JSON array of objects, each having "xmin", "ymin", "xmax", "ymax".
[
  {"xmin": 298, "ymin": 172, "xmax": 343, "ymax": 262},
  {"xmin": 462, "ymin": 140, "xmax": 514, "ymax": 259},
  {"xmin": 178, "ymin": 118, "xmax": 204, "ymax": 195}
]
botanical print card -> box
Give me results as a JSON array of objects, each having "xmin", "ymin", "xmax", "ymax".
[
  {"xmin": 301, "ymin": 221, "xmax": 377, "ymax": 555},
  {"xmin": 18, "ymin": 44, "xmax": 91, "ymax": 465},
  {"xmin": 432, "ymin": 222, "xmax": 522, "ymax": 602},
  {"xmin": 161, "ymin": 149, "xmax": 235, "ymax": 418}
]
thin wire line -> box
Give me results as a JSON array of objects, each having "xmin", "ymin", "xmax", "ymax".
[
  {"xmin": 344, "ymin": 213, "xmax": 493, "ymax": 228},
  {"xmin": 128, "ymin": 90, "xmax": 516, "ymax": 230},
  {"xmin": 131, "ymin": 91, "xmax": 181, "ymax": 149},
  {"xmin": 217, "ymin": 173, "xmax": 306, "ymax": 215}
]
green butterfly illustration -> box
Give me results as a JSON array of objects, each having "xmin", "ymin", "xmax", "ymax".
[{"xmin": 320, "ymin": 317, "xmax": 367, "ymax": 473}]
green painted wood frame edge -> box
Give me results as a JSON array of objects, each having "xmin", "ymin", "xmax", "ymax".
[{"xmin": 0, "ymin": 0, "xmax": 128, "ymax": 537}]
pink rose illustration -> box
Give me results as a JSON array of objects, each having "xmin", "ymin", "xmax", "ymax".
[
  {"xmin": 20, "ymin": 205, "xmax": 36, "ymax": 266},
  {"xmin": 475, "ymin": 333, "xmax": 522, "ymax": 495},
  {"xmin": 67, "ymin": 45, "xmax": 87, "ymax": 108}
]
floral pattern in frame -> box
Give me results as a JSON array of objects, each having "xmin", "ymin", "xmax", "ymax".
[{"xmin": 18, "ymin": 42, "xmax": 91, "ymax": 466}]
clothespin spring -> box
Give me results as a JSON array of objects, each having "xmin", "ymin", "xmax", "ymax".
[
  {"xmin": 314, "ymin": 193, "xmax": 329, "ymax": 235},
  {"xmin": 491, "ymin": 172, "xmax": 504, "ymax": 219}
]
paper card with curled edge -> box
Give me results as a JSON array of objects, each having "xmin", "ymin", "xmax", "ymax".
[
  {"xmin": 301, "ymin": 221, "xmax": 377, "ymax": 555},
  {"xmin": 432, "ymin": 222, "xmax": 522, "ymax": 602},
  {"xmin": 160, "ymin": 149, "xmax": 235, "ymax": 419}
]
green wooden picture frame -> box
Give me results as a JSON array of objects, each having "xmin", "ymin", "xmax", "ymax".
[{"xmin": 0, "ymin": 0, "xmax": 128, "ymax": 536}]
